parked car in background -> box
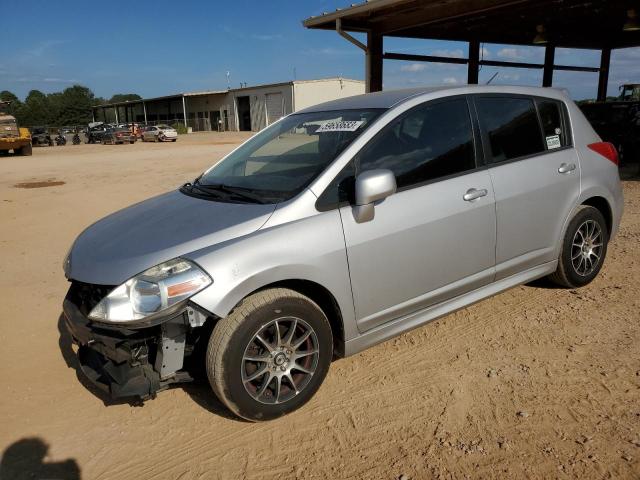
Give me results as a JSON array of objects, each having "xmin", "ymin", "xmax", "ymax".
[
  {"xmin": 143, "ymin": 124, "xmax": 178, "ymax": 142},
  {"xmin": 102, "ymin": 127, "xmax": 136, "ymax": 144},
  {"xmin": 86, "ymin": 122, "xmax": 108, "ymax": 144},
  {"xmin": 31, "ymin": 126, "xmax": 53, "ymax": 146},
  {"xmin": 62, "ymin": 85, "xmax": 622, "ymax": 421}
]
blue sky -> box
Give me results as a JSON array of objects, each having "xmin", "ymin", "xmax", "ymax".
[{"xmin": 1, "ymin": 0, "xmax": 638, "ymax": 101}]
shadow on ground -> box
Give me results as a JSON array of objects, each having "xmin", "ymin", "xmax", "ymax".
[{"xmin": 0, "ymin": 438, "xmax": 80, "ymax": 480}]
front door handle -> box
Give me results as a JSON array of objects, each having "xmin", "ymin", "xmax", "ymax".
[
  {"xmin": 558, "ymin": 163, "xmax": 576, "ymax": 174},
  {"xmin": 463, "ymin": 188, "xmax": 488, "ymax": 201}
]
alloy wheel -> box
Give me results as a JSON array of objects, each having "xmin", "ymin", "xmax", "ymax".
[
  {"xmin": 241, "ymin": 317, "xmax": 319, "ymax": 404},
  {"xmin": 571, "ymin": 219, "xmax": 603, "ymax": 276}
]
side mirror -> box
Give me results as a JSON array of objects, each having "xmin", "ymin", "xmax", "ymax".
[{"xmin": 353, "ymin": 169, "xmax": 397, "ymax": 223}]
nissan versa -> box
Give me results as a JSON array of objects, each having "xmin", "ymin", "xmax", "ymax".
[{"xmin": 63, "ymin": 85, "xmax": 623, "ymax": 421}]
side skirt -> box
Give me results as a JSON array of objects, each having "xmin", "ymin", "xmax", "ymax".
[{"xmin": 344, "ymin": 260, "xmax": 557, "ymax": 357}]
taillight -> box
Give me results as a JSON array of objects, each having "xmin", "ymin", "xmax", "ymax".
[{"xmin": 588, "ymin": 142, "xmax": 619, "ymax": 166}]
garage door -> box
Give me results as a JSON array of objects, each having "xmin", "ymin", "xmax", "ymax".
[{"xmin": 266, "ymin": 93, "xmax": 284, "ymax": 125}]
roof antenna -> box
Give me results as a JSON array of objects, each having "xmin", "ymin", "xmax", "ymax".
[{"xmin": 486, "ymin": 72, "xmax": 499, "ymax": 85}]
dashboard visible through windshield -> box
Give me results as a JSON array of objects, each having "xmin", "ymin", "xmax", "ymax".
[{"xmin": 183, "ymin": 109, "xmax": 384, "ymax": 204}]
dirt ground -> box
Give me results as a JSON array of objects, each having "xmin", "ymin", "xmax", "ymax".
[{"xmin": 0, "ymin": 133, "xmax": 639, "ymax": 480}]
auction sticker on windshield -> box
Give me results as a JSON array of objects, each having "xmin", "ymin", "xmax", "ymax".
[{"xmin": 316, "ymin": 120, "xmax": 364, "ymax": 133}]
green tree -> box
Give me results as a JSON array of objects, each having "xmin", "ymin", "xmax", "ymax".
[
  {"xmin": 108, "ymin": 93, "xmax": 142, "ymax": 103},
  {"xmin": 19, "ymin": 90, "xmax": 51, "ymax": 126},
  {"xmin": 55, "ymin": 85, "xmax": 95, "ymax": 126}
]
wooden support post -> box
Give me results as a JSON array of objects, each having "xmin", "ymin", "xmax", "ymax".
[
  {"xmin": 367, "ymin": 31, "xmax": 383, "ymax": 93},
  {"xmin": 597, "ymin": 47, "xmax": 611, "ymax": 101},
  {"xmin": 468, "ymin": 40, "xmax": 480, "ymax": 84},
  {"xmin": 543, "ymin": 45, "xmax": 555, "ymax": 87}
]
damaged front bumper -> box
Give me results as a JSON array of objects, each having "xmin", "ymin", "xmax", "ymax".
[{"xmin": 63, "ymin": 282, "xmax": 210, "ymax": 400}]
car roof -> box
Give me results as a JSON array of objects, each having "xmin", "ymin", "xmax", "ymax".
[{"xmin": 296, "ymin": 85, "xmax": 570, "ymax": 113}]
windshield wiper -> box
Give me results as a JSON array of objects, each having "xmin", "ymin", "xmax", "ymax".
[
  {"xmin": 192, "ymin": 181, "xmax": 268, "ymax": 204},
  {"xmin": 181, "ymin": 182, "xmax": 229, "ymax": 200}
]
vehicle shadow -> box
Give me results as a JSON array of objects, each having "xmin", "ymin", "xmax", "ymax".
[
  {"xmin": 525, "ymin": 277, "xmax": 566, "ymax": 290},
  {"xmin": 57, "ymin": 313, "xmax": 242, "ymax": 420},
  {"xmin": 0, "ymin": 437, "xmax": 81, "ymax": 480}
]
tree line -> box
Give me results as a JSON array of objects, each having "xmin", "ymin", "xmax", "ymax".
[{"xmin": 0, "ymin": 86, "xmax": 140, "ymax": 127}]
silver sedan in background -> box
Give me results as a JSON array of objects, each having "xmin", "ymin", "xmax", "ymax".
[{"xmin": 142, "ymin": 124, "xmax": 178, "ymax": 142}]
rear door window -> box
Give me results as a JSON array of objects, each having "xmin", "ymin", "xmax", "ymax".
[
  {"xmin": 536, "ymin": 99, "xmax": 570, "ymax": 150},
  {"xmin": 475, "ymin": 96, "xmax": 545, "ymax": 163}
]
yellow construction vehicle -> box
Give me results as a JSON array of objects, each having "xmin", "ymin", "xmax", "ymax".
[{"xmin": 0, "ymin": 101, "xmax": 32, "ymax": 156}]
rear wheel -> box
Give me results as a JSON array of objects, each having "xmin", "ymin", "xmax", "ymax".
[
  {"xmin": 548, "ymin": 205, "xmax": 608, "ymax": 288},
  {"xmin": 206, "ymin": 288, "xmax": 333, "ymax": 421},
  {"xmin": 20, "ymin": 144, "xmax": 33, "ymax": 156}
]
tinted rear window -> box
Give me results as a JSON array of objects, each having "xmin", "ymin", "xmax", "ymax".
[{"xmin": 476, "ymin": 97, "xmax": 544, "ymax": 163}]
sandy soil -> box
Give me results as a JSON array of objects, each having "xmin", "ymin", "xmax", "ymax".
[{"xmin": 0, "ymin": 133, "xmax": 639, "ymax": 480}]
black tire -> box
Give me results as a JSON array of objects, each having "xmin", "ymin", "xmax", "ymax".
[
  {"xmin": 15, "ymin": 144, "xmax": 33, "ymax": 157},
  {"xmin": 171, "ymin": 139, "xmax": 177, "ymax": 142},
  {"xmin": 206, "ymin": 288, "xmax": 333, "ymax": 421},
  {"xmin": 548, "ymin": 205, "xmax": 609, "ymax": 288}
]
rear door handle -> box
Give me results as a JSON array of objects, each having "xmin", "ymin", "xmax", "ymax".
[
  {"xmin": 463, "ymin": 188, "xmax": 488, "ymax": 201},
  {"xmin": 558, "ymin": 163, "xmax": 576, "ymax": 174}
]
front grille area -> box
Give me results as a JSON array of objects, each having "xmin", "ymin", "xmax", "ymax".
[{"xmin": 67, "ymin": 281, "xmax": 116, "ymax": 317}]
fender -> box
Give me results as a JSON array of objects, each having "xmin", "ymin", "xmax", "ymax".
[
  {"xmin": 186, "ymin": 208, "xmax": 358, "ymax": 341},
  {"xmin": 554, "ymin": 185, "xmax": 615, "ymax": 259}
]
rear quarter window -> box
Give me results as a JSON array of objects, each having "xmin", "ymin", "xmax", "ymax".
[{"xmin": 536, "ymin": 98, "xmax": 571, "ymax": 149}]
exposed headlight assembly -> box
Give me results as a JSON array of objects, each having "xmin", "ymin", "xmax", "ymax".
[{"xmin": 89, "ymin": 258, "xmax": 211, "ymax": 323}]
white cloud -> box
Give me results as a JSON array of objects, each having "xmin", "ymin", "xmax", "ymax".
[
  {"xmin": 400, "ymin": 63, "xmax": 428, "ymax": 72},
  {"xmin": 497, "ymin": 48, "xmax": 524, "ymax": 60},
  {"xmin": 302, "ymin": 47, "xmax": 359, "ymax": 57},
  {"xmin": 501, "ymin": 73, "xmax": 521, "ymax": 81},
  {"xmin": 480, "ymin": 47, "xmax": 491, "ymax": 59},
  {"xmin": 251, "ymin": 34, "xmax": 283, "ymax": 41},
  {"xmin": 442, "ymin": 77, "xmax": 459, "ymax": 84},
  {"xmin": 430, "ymin": 49, "xmax": 464, "ymax": 58},
  {"xmin": 25, "ymin": 40, "xmax": 65, "ymax": 58}
]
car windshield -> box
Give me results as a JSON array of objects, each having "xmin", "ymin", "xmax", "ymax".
[
  {"xmin": 157, "ymin": 125, "xmax": 172, "ymax": 129},
  {"xmin": 192, "ymin": 109, "xmax": 383, "ymax": 203}
]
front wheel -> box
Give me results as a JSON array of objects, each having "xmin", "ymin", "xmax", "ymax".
[
  {"xmin": 206, "ymin": 288, "xmax": 333, "ymax": 421},
  {"xmin": 548, "ymin": 205, "xmax": 609, "ymax": 288}
]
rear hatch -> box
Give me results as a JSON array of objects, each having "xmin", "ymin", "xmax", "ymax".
[{"xmin": 0, "ymin": 116, "xmax": 19, "ymax": 138}]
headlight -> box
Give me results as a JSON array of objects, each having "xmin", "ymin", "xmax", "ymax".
[
  {"xmin": 89, "ymin": 258, "xmax": 211, "ymax": 323},
  {"xmin": 63, "ymin": 248, "xmax": 72, "ymax": 277}
]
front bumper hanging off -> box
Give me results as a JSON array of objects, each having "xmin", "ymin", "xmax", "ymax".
[{"xmin": 62, "ymin": 282, "xmax": 203, "ymax": 400}]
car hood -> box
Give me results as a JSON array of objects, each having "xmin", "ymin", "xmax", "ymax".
[{"xmin": 67, "ymin": 189, "xmax": 276, "ymax": 285}]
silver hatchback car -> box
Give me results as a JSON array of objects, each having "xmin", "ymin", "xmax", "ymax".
[{"xmin": 63, "ymin": 85, "xmax": 623, "ymax": 421}]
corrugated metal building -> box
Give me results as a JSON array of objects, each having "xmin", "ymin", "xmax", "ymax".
[{"xmin": 92, "ymin": 78, "xmax": 364, "ymax": 132}]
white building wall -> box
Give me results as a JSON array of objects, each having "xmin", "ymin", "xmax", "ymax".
[
  {"xmin": 228, "ymin": 84, "xmax": 294, "ymax": 132},
  {"xmin": 293, "ymin": 78, "xmax": 365, "ymax": 111}
]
